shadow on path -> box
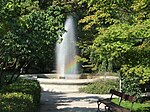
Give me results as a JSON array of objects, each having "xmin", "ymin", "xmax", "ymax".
[{"xmin": 39, "ymin": 90, "xmax": 106, "ymax": 112}]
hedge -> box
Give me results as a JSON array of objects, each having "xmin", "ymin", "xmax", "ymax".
[
  {"xmin": 79, "ymin": 79, "xmax": 119, "ymax": 94},
  {"xmin": 0, "ymin": 79, "xmax": 41, "ymax": 112}
]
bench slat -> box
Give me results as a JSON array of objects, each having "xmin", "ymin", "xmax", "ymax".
[{"xmin": 110, "ymin": 89, "xmax": 136, "ymax": 102}]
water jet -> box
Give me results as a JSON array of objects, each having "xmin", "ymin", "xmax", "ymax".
[{"xmin": 56, "ymin": 15, "xmax": 78, "ymax": 79}]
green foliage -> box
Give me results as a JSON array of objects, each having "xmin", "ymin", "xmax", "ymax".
[
  {"xmin": 79, "ymin": 79, "xmax": 119, "ymax": 94},
  {"xmin": 0, "ymin": 92, "xmax": 33, "ymax": 112},
  {"xmin": 78, "ymin": 0, "xmax": 129, "ymax": 72},
  {"xmin": 0, "ymin": 0, "xmax": 66, "ymax": 85},
  {"xmin": 19, "ymin": 5, "xmax": 65, "ymax": 60},
  {"xmin": 112, "ymin": 98, "xmax": 150, "ymax": 112},
  {"xmin": 91, "ymin": 19, "xmax": 150, "ymax": 95},
  {"xmin": 1, "ymin": 79, "xmax": 41, "ymax": 105},
  {"xmin": 0, "ymin": 79, "xmax": 41, "ymax": 112},
  {"xmin": 121, "ymin": 65, "xmax": 150, "ymax": 96},
  {"xmin": 78, "ymin": 0, "xmax": 150, "ymax": 73}
]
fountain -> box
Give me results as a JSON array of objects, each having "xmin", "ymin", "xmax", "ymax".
[
  {"xmin": 21, "ymin": 16, "xmax": 109, "ymax": 93},
  {"xmin": 21, "ymin": 15, "xmax": 103, "ymax": 92},
  {"xmin": 56, "ymin": 15, "xmax": 79, "ymax": 79}
]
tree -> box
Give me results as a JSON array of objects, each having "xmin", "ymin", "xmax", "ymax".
[
  {"xmin": 77, "ymin": 0, "xmax": 150, "ymax": 95},
  {"xmin": 0, "ymin": 0, "xmax": 65, "ymax": 86},
  {"xmin": 77, "ymin": 0, "xmax": 134, "ymax": 72},
  {"xmin": 77, "ymin": 0, "xmax": 150, "ymax": 71}
]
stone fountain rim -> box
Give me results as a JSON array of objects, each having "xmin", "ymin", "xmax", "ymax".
[{"xmin": 20, "ymin": 74, "xmax": 118, "ymax": 85}]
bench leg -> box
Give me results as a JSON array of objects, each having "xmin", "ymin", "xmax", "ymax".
[
  {"xmin": 105, "ymin": 106, "xmax": 109, "ymax": 112},
  {"xmin": 97, "ymin": 101, "xmax": 102, "ymax": 112}
]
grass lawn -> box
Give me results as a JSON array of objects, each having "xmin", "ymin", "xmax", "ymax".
[{"xmin": 112, "ymin": 98, "xmax": 150, "ymax": 112}]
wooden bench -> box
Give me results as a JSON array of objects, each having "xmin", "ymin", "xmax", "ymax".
[{"xmin": 97, "ymin": 89, "xmax": 136, "ymax": 112}]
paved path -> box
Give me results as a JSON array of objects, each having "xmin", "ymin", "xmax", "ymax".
[
  {"xmin": 38, "ymin": 77, "xmax": 114, "ymax": 112},
  {"xmin": 23, "ymin": 75, "xmax": 118, "ymax": 112},
  {"xmin": 39, "ymin": 91, "xmax": 110, "ymax": 112}
]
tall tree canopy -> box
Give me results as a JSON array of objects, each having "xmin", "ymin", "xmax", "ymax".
[
  {"xmin": 78, "ymin": 0, "xmax": 150, "ymax": 94},
  {"xmin": 0, "ymin": 0, "xmax": 66, "ymax": 85}
]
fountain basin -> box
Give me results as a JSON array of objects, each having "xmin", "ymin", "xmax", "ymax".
[
  {"xmin": 20, "ymin": 74, "xmax": 118, "ymax": 93},
  {"xmin": 20, "ymin": 74, "xmax": 100, "ymax": 92},
  {"xmin": 37, "ymin": 78, "xmax": 99, "ymax": 85},
  {"xmin": 37, "ymin": 77, "xmax": 100, "ymax": 93}
]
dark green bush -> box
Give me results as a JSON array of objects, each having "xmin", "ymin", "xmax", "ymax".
[
  {"xmin": 0, "ymin": 93, "xmax": 33, "ymax": 112},
  {"xmin": 0, "ymin": 79, "xmax": 41, "ymax": 112},
  {"xmin": 1, "ymin": 79, "xmax": 41, "ymax": 105},
  {"xmin": 79, "ymin": 79, "xmax": 119, "ymax": 94}
]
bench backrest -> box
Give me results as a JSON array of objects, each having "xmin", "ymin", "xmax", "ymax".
[{"xmin": 110, "ymin": 89, "xmax": 136, "ymax": 103}]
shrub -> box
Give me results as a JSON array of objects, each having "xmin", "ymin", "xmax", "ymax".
[
  {"xmin": 0, "ymin": 93, "xmax": 33, "ymax": 112},
  {"xmin": 79, "ymin": 79, "xmax": 119, "ymax": 94},
  {"xmin": 121, "ymin": 65, "xmax": 150, "ymax": 96},
  {"xmin": 0, "ymin": 79, "xmax": 41, "ymax": 112}
]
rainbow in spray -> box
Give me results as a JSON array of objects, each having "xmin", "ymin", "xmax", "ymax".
[{"xmin": 64, "ymin": 58, "xmax": 78, "ymax": 74}]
